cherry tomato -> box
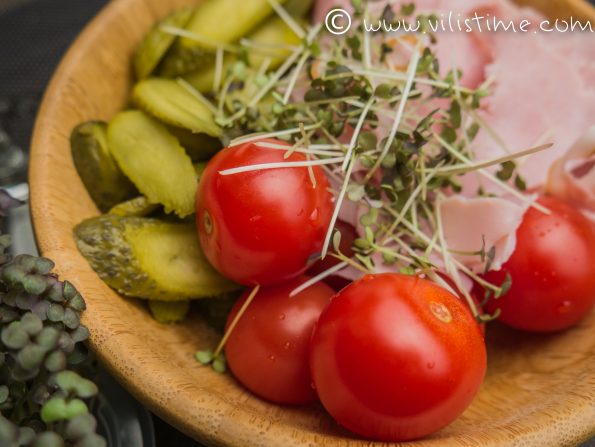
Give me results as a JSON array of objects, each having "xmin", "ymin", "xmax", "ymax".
[
  {"xmin": 434, "ymin": 272, "xmax": 485, "ymax": 335},
  {"xmin": 196, "ymin": 139, "xmax": 334, "ymax": 286},
  {"xmin": 483, "ymin": 195, "xmax": 595, "ymax": 332},
  {"xmin": 308, "ymin": 220, "xmax": 356, "ymax": 291},
  {"xmin": 224, "ymin": 276, "xmax": 334, "ymax": 405},
  {"xmin": 310, "ymin": 273, "xmax": 486, "ymax": 441}
]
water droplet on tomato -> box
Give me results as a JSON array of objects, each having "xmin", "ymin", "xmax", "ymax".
[
  {"xmin": 203, "ymin": 211, "xmax": 213, "ymax": 235},
  {"xmin": 278, "ymin": 313, "xmax": 286, "ymax": 320},
  {"xmin": 249, "ymin": 215, "xmax": 262, "ymax": 223},
  {"xmin": 309, "ymin": 208, "xmax": 320, "ymax": 226},
  {"xmin": 310, "ymin": 381, "xmax": 316, "ymax": 390},
  {"xmin": 362, "ymin": 274, "xmax": 374, "ymax": 282},
  {"xmin": 427, "ymin": 362, "xmax": 435, "ymax": 369},
  {"xmin": 268, "ymin": 355, "xmax": 276, "ymax": 362},
  {"xmin": 429, "ymin": 301, "xmax": 452, "ymax": 323},
  {"xmin": 283, "ymin": 342, "xmax": 291, "ymax": 350},
  {"xmin": 557, "ymin": 300, "xmax": 573, "ymax": 314}
]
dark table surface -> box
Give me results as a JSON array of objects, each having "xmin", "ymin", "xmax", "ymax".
[{"xmin": 1, "ymin": 0, "xmax": 594, "ymax": 446}]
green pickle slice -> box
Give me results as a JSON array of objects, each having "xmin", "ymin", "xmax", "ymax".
[
  {"xmin": 167, "ymin": 125, "xmax": 222, "ymax": 161},
  {"xmin": 183, "ymin": 16, "xmax": 302, "ymax": 93},
  {"xmin": 133, "ymin": 7, "xmax": 195, "ymax": 79},
  {"xmin": 132, "ymin": 78, "xmax": 220, "ymax": 136},
  {"xmin": 108, "ymin": 196, "xmax": 159, "ymax": 217},
  {"xmin": 148, "ymin": 300, "xmax": 190, "ymax": 324},
  {"xmin": 74, "ymin": 215, "xmax": 239, "ymax": 301},
  {"xmin": 107, "ymin": 110, "xmax": 198, "ymax": 218},
  {"xmin": 70, "ymin": 121, "xmax": 137, "ymax": 212},
  {"xmin": 159, "ymin": 0, "xmax": 288, "ymax": 76}
]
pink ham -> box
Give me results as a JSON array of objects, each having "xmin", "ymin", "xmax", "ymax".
[
  {"xmin": 546, "ymin": 127, "xmax": 595, "ymax": 217},
  {"xmin": 312, "ymin": 0, "xmax": 494, "ymax": 89},
  {"xmin": 438, "ymin": 195, "xmax": 532, "ymax": 273},
  {"xmin": 311, "ymin": 0, "xmax": 595, "ymax": 276},
  {"xmin": 471, "ymin": 30, "xmax": 595, "ymax": 190}
]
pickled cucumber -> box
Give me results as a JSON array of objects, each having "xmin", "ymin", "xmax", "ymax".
[
  {"xmin": 159, "ymin": 0, "xmax": 288, "ymax": 77},
  {"xmin": 108, "ymin": 196, "xmax": 159, "ymax": 217},
  {"xmin": 179, "ymin": 0, "xmax": 286, "ymax": 51},
  {"xmin": 196, "ymin": 293, "xmax": 240, "ymax": 332},
  {"xmin": 182, "ymin": 16, "xmax": 302, "ymax": 93},
  {"xmin": 70, "ymin": 121, "xmax": 136, "ymax": 212},
  {"xmin": 107, "ymin": 110, "xmax": 197, "ymax": 218},
  {"xmin": 132, "ymin": 78, "xmax": 220, "ymax": 136},
  {"xmin": 193, "ymin": 162, "xmax": 207, "ymax": 178},
  {"xmin": 133, "ymin": 7, "xmax": 194, "ymax": 79},
  {"xmin": 167, "ymin": 126, "xmax": 222, "ymax": 161},
  {"xmin": 158, "ymin": 45, "xmax": 214, "ymax": 78},
  {"xmin": 285, "ymin": 0, "xmax": 314, "ymax": 18},
  {"xmin": 148, "ymin": 300, "xmax": 190, "ymax": 324},
  {"xmin": 74, "ymin": 215, "xmax": 239, "ymax": 301}
]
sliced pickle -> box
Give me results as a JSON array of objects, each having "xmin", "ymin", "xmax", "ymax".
[
  {"xmin": 167, "ymin": 125, "xmax": 222, "ymax": 161},
  {"xmin": 183, "ymin": 16, "xmax": 302, "ymax": 93},
  {"xmin": 196, "ymin": 293, "xmax": 241, "ymax": 332},
  {"xmin": 132, "ymin": 78, "xmax": 220, "ymax": 136},
  {"xmin": 148, "ymin": 300, "xmax": 190, "ymax": 324},
  {"xmin": 160, "ymin": 0, "xmax": 288, "ymax": 77},
  {"xmin": 133, "ymin": 7, "xmax": 195, "ymax": 79},
  {"xmin": 74, "ymin": 215, "xmax": 239, "ymax": 301},
  {"xmin": 107, "ymin": 110, "xmax": 197, "ymax": 218},
  {"xmin": 70, "ymin": 121, "xmax": 136, "ymax": 212},
  {"xmin": 193, "ymin": 162, "xmax": 207, "ymax": 178},
  {"xmin": 285, "ymin": 0, "xmax": 314, "ymax": 18},
  {"xmin": 108, "ymin": 196, "xmax": 159, "ymax": 217}
]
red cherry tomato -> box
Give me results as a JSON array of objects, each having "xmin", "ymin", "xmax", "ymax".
[
  {"xmin": 308, "ymin": 220, "xmax": 356, "ymax": 291},
  {"xmin": 196, "ymin": 139, "xmax": 333, "ymax": 286},
  {"xmin": 483, "ymin": 195, "xmax": 595, "ymax": 332},
  {"xmin": 434, "ymin": 272, "xmax": 485, "ymax": 335},
  {"xmin": 310, "ymin": 273, "xmax": 486, "ymax": 441},
  {"xmin": 224, "ymin": 277, "xmax": 334, "ymax": 405}
]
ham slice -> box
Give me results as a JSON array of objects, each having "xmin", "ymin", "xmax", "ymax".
[
  {"xmin": 471, "ymin": 30, "xmax": 595, "ymax": 190},
  {"xmin": 546, "ymin": 127, "xmax": 595, "ymax": 216},
  {"xmin": 312, "ymin": 0, "xmax": 495, "ymax": 89},
  {"xmin": 438, "ymin": 195, "xmax": 532, "ymax": 272},
  {"xmin": 311, "ymin": 0, "xmax": 595, "ymax": 276}
]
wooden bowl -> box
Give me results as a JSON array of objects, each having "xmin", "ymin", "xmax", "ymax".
[{"xmin": 29, "ymin": 0, "xmax": 595, "ymax": 446}]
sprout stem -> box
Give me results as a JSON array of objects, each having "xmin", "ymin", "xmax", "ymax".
[{"xmin": 214, "ymin": 285, "xmax": 260, "ymax": 358}]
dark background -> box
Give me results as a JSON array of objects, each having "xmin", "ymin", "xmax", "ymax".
[{"xmin": 0, "ymin": 0, "xmax": 594, "ymax": 446}]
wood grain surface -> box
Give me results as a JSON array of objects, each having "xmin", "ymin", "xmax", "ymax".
[{"xmin": 29, "ymin": 0, "xmax": 595, "ymax": 446}]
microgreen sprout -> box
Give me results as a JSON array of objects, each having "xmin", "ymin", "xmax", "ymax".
[
  {"xmin": 203, "ymin": 4, "xmax": 554, "ymax": 321},
  {"xmin": 197, "ymin": 285, "xmax": 260, "ymax": 373}
]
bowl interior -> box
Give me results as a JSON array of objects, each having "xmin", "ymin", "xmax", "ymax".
[{"xmin": 29, "ymin": 0, "xmax": 595, "ymax": 445}]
